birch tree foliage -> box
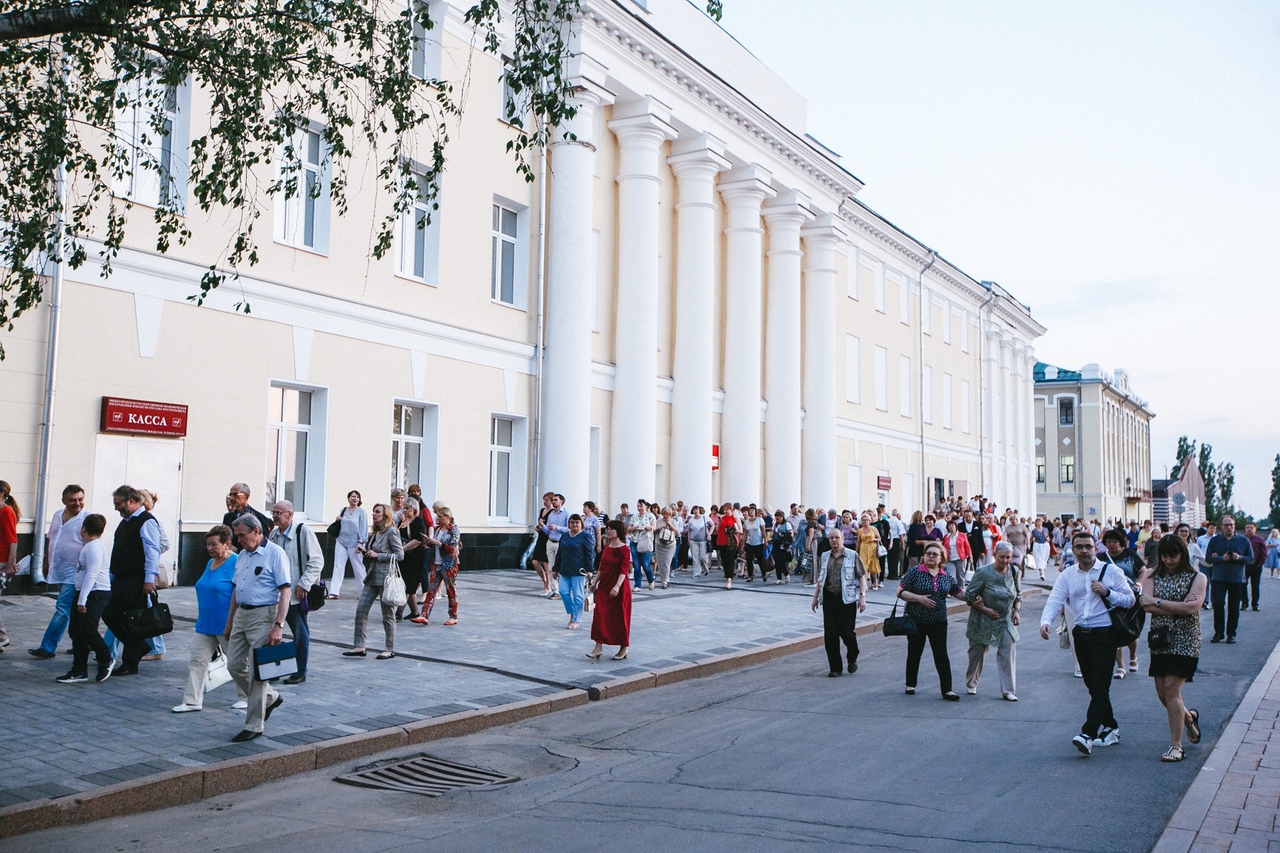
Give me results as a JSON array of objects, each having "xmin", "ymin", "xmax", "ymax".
[{"xmin": 0, "ymin": 0, "xmax": 724, "ymax": 357}]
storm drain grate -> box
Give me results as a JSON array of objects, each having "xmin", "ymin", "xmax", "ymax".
[{"xmin": 334, "ymin": 754, "xmax": 519, "ymax": 797}]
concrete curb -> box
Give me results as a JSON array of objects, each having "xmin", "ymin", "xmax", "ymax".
[
  {"xmin": 1152, "ymin": 634, "xmax": 1280, "ymax": 853},
  {"xmin": 0, "ymin": 590, "xmax": 1034, "ymax": 839}
]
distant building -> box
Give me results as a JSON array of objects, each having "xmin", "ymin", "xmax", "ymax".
[
  {"xmin": 1034, "ymin": 363, "xmax": 1154, "ymax": 523},
  {"xmin": 1152, "ymin": 456, "xmax": 1207, "ymax": 528}
]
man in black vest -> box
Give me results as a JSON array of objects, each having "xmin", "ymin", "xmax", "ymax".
[{"xmin": 101, "ymin": 485, "xmax": 162, "ymax": 676}]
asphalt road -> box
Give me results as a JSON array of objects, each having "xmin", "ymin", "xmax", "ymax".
[{"xmin": 11, "ymin": 600, "xmax": 1280, "ymax": 853}]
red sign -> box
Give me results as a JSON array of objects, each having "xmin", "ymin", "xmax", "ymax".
[
  {"xmin": 877, "ymin": 475, "xmax": 893, "ymax": 491},
  {"xmin": 100, "ymin": 397, "xmax": 189, "ymax": 437},
  {"xmin": 711, "ymin": 444, "xmax": 720, "ymax": 471}
]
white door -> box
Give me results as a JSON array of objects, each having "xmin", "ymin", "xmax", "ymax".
[{"xmin": 91, "ymin": 435, "xmax": 184, "ymax": 576}]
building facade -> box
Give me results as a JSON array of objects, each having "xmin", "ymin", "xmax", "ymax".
[
  {"xmin": 1152, "ymin": 456, "xmax": 1207, "ymax": 529},
  {"xmin": 1034, "ymin": 362, "xmax": 1154, "ymax": 523},
  {"xmin": 1, "ymin": 0, "xmax": 1043, "ymax": 580}
]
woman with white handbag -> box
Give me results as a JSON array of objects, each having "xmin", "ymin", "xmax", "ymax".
[
  {"xmin": 172, "ymin": 526, "xmax": 247, "ymax": 712},
  {"xmin": 343, "ymin": 504, "xmax": 404, "ymax": 660}
]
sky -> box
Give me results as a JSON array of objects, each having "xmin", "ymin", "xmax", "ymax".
[{"xmin": 716, "ymin": 0, "xmax": 1280, "ymax": 518}]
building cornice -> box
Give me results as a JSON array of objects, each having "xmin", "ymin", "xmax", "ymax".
[{"xmin": 581, "ymin": 2, "xmax": 864, "ymax": 201}]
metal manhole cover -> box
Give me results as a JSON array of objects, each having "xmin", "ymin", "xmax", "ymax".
[{"xmin": 335, "ymin": 753, "xmax": 519, "ymax": 797}]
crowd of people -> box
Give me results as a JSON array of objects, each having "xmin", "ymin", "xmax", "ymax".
[{"xmin": 1, "ymin": 474, "xmax": 1275, "ymax": 761}]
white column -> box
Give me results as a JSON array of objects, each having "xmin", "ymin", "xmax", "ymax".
[
  {"xmin": 1025, "ymin": 351, "xmax": 1038, "ymax": 516},
  {"xmin": 1000, "ymin": 336, "xmax": 1013, "ymax": 505},
  {"xmin": 718, "ymin": 166, "xmax": 774, "ymax": 503},
  {"xmin": 541, "ymin": 84, "xmax": 606, "ymax": 501},
  {"xmin": 668, "ymin": 133, "xmax": 728, "ymax": 506},
  {"xmin": 607, "ymin": 99, "xmax": 674, "ymax": 506},
  {"xmin": 984, "ymin": 329, "xmax": 999, "ymax": 502},
  {"xmin": 800, "ymin": 215, "xmax": 846, "ymax": 510},
  {"xmin": 762, "ymin": 191, "xmax": 808, "ymax": 510}
]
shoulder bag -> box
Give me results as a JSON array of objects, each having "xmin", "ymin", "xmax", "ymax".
[
  {"xmin": 326, "ymin": 507, "xmax": 345, "ymax": 540},
  {"xmin": 381, "ymin": 557, "xmax": 407, "ymax": 607},
  {"xmin": 1097, "ymin": 563, "xmax": 1145, "ymax": 646},
  {"xmin": 883, "ymin": 598, "xmax": 918, "ymax": 637}
]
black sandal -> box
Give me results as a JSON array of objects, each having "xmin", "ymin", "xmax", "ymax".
[{"xmin": 1186, "ymin": 709, "xmax": 1201, "ymax": 744}]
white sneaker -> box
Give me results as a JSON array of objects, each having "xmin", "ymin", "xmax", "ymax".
[
  {"xmin": 1096, "ymin": 728, "xmax": 1121, "ymax": 747},
  {"xmin": 966, "ymin": 687, "xmax": 977, "ymax": 695},
  {"xmin": 1002, "ymin": 693, "xmax": 1018, "ymax": 702},
  {"xmin": 1072, "ymin": 734, "xmax": 1093, "ymax": 755},
  {"xmin": 171, "ymin": 703, "xmax": 203, "ymax": 713},
  {"xmin": 231, "ymin": 700, "xmax": 248, "ymax": 710}
]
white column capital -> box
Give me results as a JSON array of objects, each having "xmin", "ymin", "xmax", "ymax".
[
  {"xmin": 762, "ymin": 189, "xmax": 811, "ymax": 231},
  {"xmin": 719, "ymin": 165, "xmax": 775, "ymax": 207},
  {"xmin": 608, "ymin": 96, "xmax": 675, "ymax": 144},
  {"xmin": 800, "ymin": 213, "xmax": 847, "ymax": 248},
  {"xmin": 668, "ymin": 132, "xmax": 730, "ymax": 180}
]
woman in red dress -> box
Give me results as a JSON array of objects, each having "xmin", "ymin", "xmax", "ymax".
[{"xmin": 588, "ymin": 519, "xmax": 631, "ymax": 661}]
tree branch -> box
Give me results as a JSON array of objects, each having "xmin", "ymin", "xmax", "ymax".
[{"xmin": 0, "ymin": 4, "xmax": 112, "ymax": 40}]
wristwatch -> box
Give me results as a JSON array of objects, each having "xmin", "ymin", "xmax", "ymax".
[
  {"xmin": 1155, "ymin": 600, "xmax": 1163, "ymax": 608},
  {"xmin": 274, "ymin": 621, "xmax": 286, "ymax": 628}
]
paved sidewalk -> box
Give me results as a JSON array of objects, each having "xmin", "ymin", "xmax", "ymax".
[
  {"xmin": 3, "ymin": 564, "xmax": 1011, "ymax": 810},
  {"xmin": 1157, "ymin": 635, "xmax": 1280, "ymax": 853}
]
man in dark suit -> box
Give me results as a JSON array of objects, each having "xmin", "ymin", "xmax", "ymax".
[{"xmin": 100, "ymin": 485, "xmax": 162, "ymax": 676}]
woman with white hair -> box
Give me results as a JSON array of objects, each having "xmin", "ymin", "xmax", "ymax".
[{"xmin": 965, "ymin": 542, "xmax": 1023, "ymax": 700}]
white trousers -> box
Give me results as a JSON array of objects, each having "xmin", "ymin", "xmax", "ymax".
[
  {"xmin": 689, "ymin": 541, "xmax": 709, "ymax": 576},
  {"xmin": 330, "ymin": 541, "xmax": 366, "ymax": 596},
  {"xmin": 182, "ymin": 631, "xmax": 247, "ymax": 707}
]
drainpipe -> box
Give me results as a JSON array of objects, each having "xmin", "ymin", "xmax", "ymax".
[
  {"xmin": 976, "ymin": 282, "xmax": 998, "ymax": 499},
  {"xmin": 31, "ymin": 164, "xmax": 67, "ymax": 585},
  {"xmin": 530, "ymin": 140, "xmax": 549, "ymax": 527},
  {"xmin": 917, "ymin": 250, "xmax": 936, "ymax": 512}
]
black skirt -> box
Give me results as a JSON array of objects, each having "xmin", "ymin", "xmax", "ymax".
[
  {"xmin": 1149, "ymin": 653, "xmax": 1198, "ymax": 682},
  {"xmin": 532, "ymin": 531, "xmax": 549, "ymax": 563}
]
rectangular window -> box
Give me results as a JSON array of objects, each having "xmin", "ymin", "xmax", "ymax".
[
  {"xmin": 845, "ymin": 334, "xmax": 860, "ymax": 404},
  {"xmin": 391, "ymin": 403, "xmax": 425, "ymax": 492},
  {"xmin": 277, "ymin": 127, "xmax": 330, "ymax": 253},
  {"xmin": 874, "ymin": 263, "xmax": 886, "ymax": 313},
  {"xmin": 1060, "ymin": 454, "xmax": 1076, "ymax": 484},
  {"xmin": 922, "ymin": 364, "xmax": 933, "ymax": 424},
  {"xmin": 961, "ymin": 380, "xmax": 971, "ymax": 433},
  {"xmin": 266, "ymin": 385, "xmax": 312, "ymax": 512},
  {"xmin": 899, "ymin": 355, "xmax": 912, "ymax": 418},
  {"xmin": 847, "ymin": 464, "xmax": 863, "ymax": 512},
  {"xmin": 846, "ymin": 248, "xmax": 858, "ymax": 299},
  {"xmin": 941, "ymin": 372, "xmax": 953, "ymax": 429},
  {"xmin": 942, "ymin": 299, "xmax": 952, "ymax": 344},
  {"xmin": 491, "ymin": 202, "xmax": 519, "ymax": 304},
  {"xmin": 900, "ymin": 279, "xmax": 910, "ymax": 325},
  {"xmin": 921, "ymin": 288, "xmax": 932, "ymax": 335},
  {"xmin": 874, "ymin": 346, "xmax": 888, "ymax": 411},
  {"xmin": 1059, "ymin": 398, "xmax": 1075, "ymax": 427},
  {"xmin": 1036, "ymin": 456, "xmax": 1046, "ymax": 484},
  {"xmin": 408, "ymin": 1, "xmax": 442, "ymax": 80},
  {"xmin": 857, "ymin": 261, "xmax": 875, "ymax": 303},
  {"xmin": 489, "ymin": 416, "xmax": 514, "ymax": 519},
  {"xmin": 961, "ymin": 314, "xmax": 970, "ymax": 353},
  {"xmin": 397, "ymin": 171, "xmax": 441, "ymax": 283},
  {"xmin": 500, "ymin": 56, "xmax": 529, "ymax": 125},
  {"xmin": 116, "ymin": 76, "xmax": 191, "ymax": 210}
]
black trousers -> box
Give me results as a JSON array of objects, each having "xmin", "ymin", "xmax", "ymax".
[
  {"xmin": 717, "ymin": 545, "xmax": 737, "ymax": 580},
  {"xmin": 773, "ymin": 551, "xmax": 791, "ymax": 580},
  {"xmin": 70, "ymin": 590, "xmax": 112, "ymax": 673},
  {"xmin": 101, "ymin": 578, "xmax": 148, "ymax": 668},
  {"xmin": 822, "ymin": 588, "xmax": 859, "ymax": 673},
  {"xmin": 905, "ymin": 621, "xmax": 952, "ymax": 694},
  {"xmin": 1212, "ymin": 580, "xmax": 1245, "ymax": 638},
  {"xmin": 887, "ymin": 540, "xmax": 904, "ymax": 580},
  {"xmin": 1073, "ymin": 625, "xmax": 1119, "ymax": 738},
  {"xmin": 1244, "ymin": 567, "xmax": 1262, "ymax": 609},
  {"xmin": 743, "ymin": 544, "xmax": 767, "ymax": 580}
]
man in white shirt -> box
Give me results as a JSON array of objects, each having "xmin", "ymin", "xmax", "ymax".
[
  {"xmin": 31, "ymin": 485, "xmax": 87, "ymax": 659},
  {"xmin": 1040, "ymin": 529, "xmax": 1136, "ymax": 755}
]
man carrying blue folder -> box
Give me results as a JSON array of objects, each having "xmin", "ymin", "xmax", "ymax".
[{"xmin": 223, "ymin": 515, "xmax": 291, "ymax": 742}]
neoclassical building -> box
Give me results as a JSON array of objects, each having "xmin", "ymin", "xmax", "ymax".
[{"xmin": 1, "ymin": 0, "xmax": 1043, "ymax": 576}]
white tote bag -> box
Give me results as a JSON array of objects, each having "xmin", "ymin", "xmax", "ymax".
[
  {"xmin": 381, "ymin": 558, "xmax": 407, "ymax": 607},
  {"xmin": 205, "ymin": 651, "xmax": 233, "ymax": 692}
]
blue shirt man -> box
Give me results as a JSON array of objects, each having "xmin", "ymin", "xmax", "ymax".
[{"xmin": 1205, "ymin": 517, "xmax": 1251, "ymax": 643}]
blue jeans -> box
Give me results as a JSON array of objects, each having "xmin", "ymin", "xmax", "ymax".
[
  {"xmin": 286, "ymin": 602, "xmax": 309, "ymax": 676},
  {"xmin": 633, "ymin": 550, "xmax": 654, "ymax": 587},
  {"xmin": 38, "ymin": 582, "xmax": 77, "ymax": 653},
  {"xmin": 558, "ymin": 575, "xmax": 585, "ymax": 623}
]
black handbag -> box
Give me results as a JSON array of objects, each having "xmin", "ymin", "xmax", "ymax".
[
  {"xmin": 123, "ymin": 593, "xmax": 174, "ymax": 639},
  {"xmin": 326, "ymin": 507, "xmax": 345, "ymax": 540},
  {"xmin": 883, "ymin": 599, "xmax": 918, "ymax": 637},
  {"xmin": 1098, "ymin": 564, "xmax": 1145, "ymax": 646},
  {"xmin": 304, "ymin": 580, "xmax": 327, "ymax": 613}
]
